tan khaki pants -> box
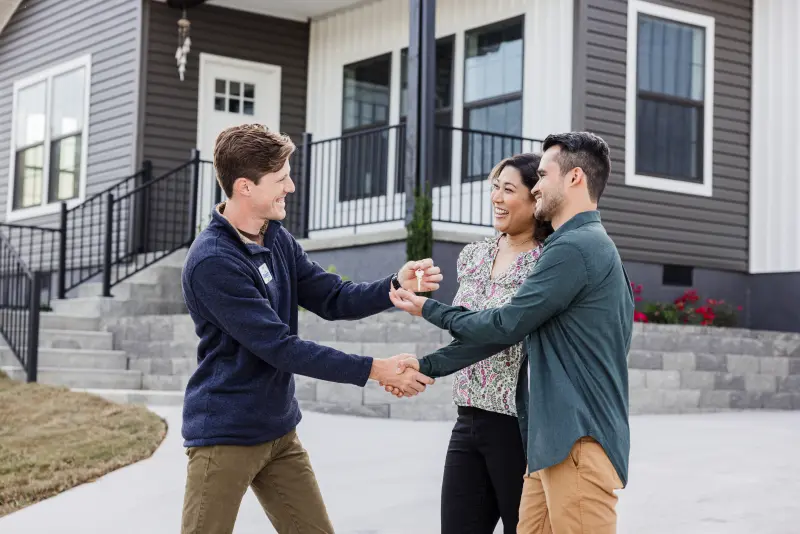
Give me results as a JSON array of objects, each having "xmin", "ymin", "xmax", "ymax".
[
  {"xmin": 517, "ymin": 437, "xmax": 622, "ymax": 534},
  {"xmin": 181, "ymin": 429, "xmax": 334, "ymax": 534}
]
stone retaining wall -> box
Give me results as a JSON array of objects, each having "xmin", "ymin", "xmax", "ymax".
[{"xmin": 104, "ymin": 311, "xmax": 800, "ymax": 419}]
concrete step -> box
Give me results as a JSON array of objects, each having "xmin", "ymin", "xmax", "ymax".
[
  {"xmin": 0, "ymin": 347, "xmax": 127, "ymax": 370},
  {"xmin": 0, "ymin": 329, "xmax": 113, "ymax": 351},
  {"xmin": 74, "ymin": 280, "xmax": 183, "ymax": 301},
  {"xmin": 49, "ymin": 297, "xmax": 187, "ymax": 318},
  {"xmin": 104, "ymin": 315, "xmax": 196, "ymax": 345},
  {"xmin": 131, "ymin": 248, "xmax": 188, "ymax": 269},
  {"xmin": 128, "ymin": 264, "xmax": 184, "ymax": 285},
  {"xmin": 0, "ymin": 311, "xmax": 102, "ymax": 332},
  {"xmin": 39, "ymin": 329, "xmax": 113, "ymax": 350},
  {"xmin": 143, "ymin": 374, "xmax": 189, "ymax": 391},
  {"xmin": 74, "ymin": 388, "xmax": 185, "ymax": 406},
  {"xmin": 2, "ymin": 365, "xmax": 142, "ymax": 389},
  {"xmin": 121, "ymin": 340, "xmax": 197, "ymax": 359},
  {"xmin": 130, "ymin": 356, "xmax": 197, "ymax": 375}
]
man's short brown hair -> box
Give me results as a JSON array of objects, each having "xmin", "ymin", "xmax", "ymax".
[{"xmin": 213, "ymin": 124, "xmax": 295, "ymax": 198}]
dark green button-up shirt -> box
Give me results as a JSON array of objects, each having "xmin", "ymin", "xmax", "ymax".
[{"xmin": 418, "ymin": 210, "xmax": 634, "ymax": 486}]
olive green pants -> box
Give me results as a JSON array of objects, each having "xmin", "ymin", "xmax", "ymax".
[{"xmin": 181, "ymin": 429, "xmax": 334, "ymax": 533}]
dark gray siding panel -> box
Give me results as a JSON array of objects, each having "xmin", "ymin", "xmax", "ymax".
[
  {"xmin": 0, "ymin": 0, "xmax": 142, "ymax": 226},
  {"xmin": 143, "ymin": 2, "xmax": 310, "ymax": 175},
  {"xmin": 578, "ymin": 0, "xmax": 752, "ymax": 272}
]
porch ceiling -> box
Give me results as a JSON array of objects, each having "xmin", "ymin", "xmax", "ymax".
[
  {"xmin": 204, "ymin": 0, "xmax": 368, "ymax": 21},
  {"xmin": 0, "ymin": 0, "xmax": 22, "ymax": 35}
]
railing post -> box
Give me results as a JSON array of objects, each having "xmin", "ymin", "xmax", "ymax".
[
  {"xmin": 102, "ymin": 193, "xmax": 114, "ymax": 297},
  {"xmin": 188, "ymin": 149, "xmax": 201, "ymax": 243},
  {"xmin": 27, "ymin": 272, "xmax": 41, "ymax": 383},
  {"xmin": 57, "ymin": 202, "xmax": 67, "ymax": 299},
  {"xmin": 301, "ymin": 133, "xmax": 313, "ymax": 238},
  {"xmin": 138, "ymin": 160, "xmax": 153, "ymax": 254}
]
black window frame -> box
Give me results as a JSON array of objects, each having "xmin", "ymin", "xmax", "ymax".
[
  {"xmin": 339, "ymin": 53, "xmax": 393, "ymax": 202},
  {"xmin": 461, "ymin": 16, "xmax": 525, "ymax": 184},
  {"xmin": 634, "ymin": 13, "xmax": 706, "ymax": 184}
]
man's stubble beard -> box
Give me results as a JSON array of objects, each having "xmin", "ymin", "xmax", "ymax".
[{"xmin": 536, "ymin": 192, "xmax": 564, "ymax": 222}]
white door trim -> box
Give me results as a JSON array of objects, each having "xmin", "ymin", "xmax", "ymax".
[{"xmin": 195, "ymin": 52, "xmax": 283, "ymax": 159}]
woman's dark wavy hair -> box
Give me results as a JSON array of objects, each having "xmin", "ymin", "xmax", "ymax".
[{"xmin": 489, "ymin": 153, "xmax": 554, "ymax": 244}]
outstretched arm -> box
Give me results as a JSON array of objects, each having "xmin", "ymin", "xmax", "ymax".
[
  {"xmin": 293, "ymin": 237, "xmax": 441, "ymax": 321},
  {"xmin": 391, "ymin": 242, "xmax": 588, "ymax": 345},
  {"xmin": 418, "ymin": 338, "xmax": 515, "ymax": 378}
]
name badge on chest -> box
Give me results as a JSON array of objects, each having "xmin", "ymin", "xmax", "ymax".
[{"xmin": 258, "ymin": 263, "xmax": 273, "ymax": 285}]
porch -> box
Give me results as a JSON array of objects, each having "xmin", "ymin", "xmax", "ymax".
[{"xmin": 279, "ymin": 123, "xmax": 544, "ymax": 240}]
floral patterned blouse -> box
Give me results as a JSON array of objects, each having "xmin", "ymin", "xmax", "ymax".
[{"xmin": 451, "ymin": 236, "xmax": 542, "ymax": 416}]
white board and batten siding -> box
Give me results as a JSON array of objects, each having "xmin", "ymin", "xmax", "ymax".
[
  {"xmin": 305, "ymin": 0, "xmax": 573, "ymax": 239},
  {"xmin": 749, "ymin": 0, "xmax": 800, "ymax": 274}
]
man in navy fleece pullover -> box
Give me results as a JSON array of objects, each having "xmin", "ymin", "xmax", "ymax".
[{"xmin": 179, "ymin": 124, "xmax": 441, "ymax": 534}]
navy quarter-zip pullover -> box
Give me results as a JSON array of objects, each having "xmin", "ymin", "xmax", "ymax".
[{"xmin": 180, "ymin": 206, "xmax": 394, "ymax": 447}]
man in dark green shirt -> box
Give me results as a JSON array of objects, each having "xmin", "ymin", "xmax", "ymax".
[{"xmin": 389, "ymin": 132, "xmax": 634, "ymax": 533}]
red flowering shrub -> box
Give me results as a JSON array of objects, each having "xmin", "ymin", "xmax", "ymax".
[{"xmin": 631, "ymin": 283, "xmax": 741, "ymax": 327}]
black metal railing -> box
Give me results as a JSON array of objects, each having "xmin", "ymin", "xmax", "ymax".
[
  {"xmin": 305, "ymin": 125, "xmax": 407, "ymax": 233},
  {"xmin": 0, "ymin": 223, "xmax": 61, "ymax": 308},
  {"xmin": 60, "ymin": 162, "xmax": 153, "ymax": 297},
  {"xmin": 302, "ymin": 124, "xmax": 543, "ymax": 232},
  {"xmin": 0, "ymin": 231, "xmax": 41, "ymax": 382},
  {"xmin": 99, "ymin": 152, "xmax": 199, "ymax": 295}
]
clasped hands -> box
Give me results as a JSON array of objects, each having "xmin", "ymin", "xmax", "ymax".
[
  {"xmin": 369, "ymin": 258, "xmax": 442, "ymax": 397},
  {"xmin": 370, "ymin": 353, "xmax": 429, "ymax": 398}
]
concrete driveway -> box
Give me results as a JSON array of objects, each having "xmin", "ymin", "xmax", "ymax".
[{"xmin": 2, "ymin": 407, "xmax": 799, "ymax": 534}]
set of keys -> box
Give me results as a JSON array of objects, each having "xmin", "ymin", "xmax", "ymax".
[{"xmin": 415, "ymin": 269, "xmax": 424, "ymax": 291}]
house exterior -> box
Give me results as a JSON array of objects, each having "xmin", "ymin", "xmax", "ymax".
[{"xmin": 0, "ymin": 0, "xmax": 797, "ymax": 332}]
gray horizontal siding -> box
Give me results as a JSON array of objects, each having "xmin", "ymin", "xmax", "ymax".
[
  {"xmin": 576, "ymin": 0, "xmax": 752, "ymax": 271},
  {"xmin": 0, "ymin": 0, "xmax": 142, "ymax": 227},
  {"xmin": 142, "ymin": 1, "xmax": 310, "ymax": 176}
]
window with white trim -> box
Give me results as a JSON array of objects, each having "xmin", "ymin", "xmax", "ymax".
[
  {"xmin": 625, "ymin": 1, "xmax": 715, "ymax": 196},
  {"xmin": 9, "ymin": 56, "xmax": 90, "ymax": 216}
]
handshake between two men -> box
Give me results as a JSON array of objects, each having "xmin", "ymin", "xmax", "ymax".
[{"xmin": 366, "ymin": 258, "xmax": 446, "ymax": 399}]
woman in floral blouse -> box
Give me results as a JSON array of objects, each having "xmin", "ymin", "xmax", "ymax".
[{"xmin": 440, "ymin": 153, "xmax": 553, "ymax": 534}]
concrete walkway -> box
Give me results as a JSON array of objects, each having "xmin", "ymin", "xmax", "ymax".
[{"xmin": 2, "ymin": 408, "xmax": 799, "ymax": 533}]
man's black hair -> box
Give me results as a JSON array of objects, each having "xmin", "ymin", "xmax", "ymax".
[{"xmin": 542, "ymin": 132, "xmax": 611, "ymax": 202}]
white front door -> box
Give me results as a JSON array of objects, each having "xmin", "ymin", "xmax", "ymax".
[{"xmin": 196, "ymin": 53, "xmax": 282, "ymax": 227}]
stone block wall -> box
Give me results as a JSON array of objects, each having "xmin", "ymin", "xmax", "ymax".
[{"xmin": 103, "ymin": 310, "xmax": 800, "ymax": 419}]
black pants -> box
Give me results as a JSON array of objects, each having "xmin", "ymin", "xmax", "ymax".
[{"xmin": 441, "ymin": 406, "xmax": 527, "ymax": 534}]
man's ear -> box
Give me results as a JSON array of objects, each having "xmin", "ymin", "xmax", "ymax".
[
  {"xmin": 233, "ymin": 177, "xmax": 250, "ymax": 197},
  {"xmin": 569, "ymin": 168, "xmax": 585, "ymax": 188}
]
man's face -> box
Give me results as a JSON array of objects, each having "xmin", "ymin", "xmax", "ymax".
[
  {"xmin": 250, "ymin": 159, "xmax": 295, "ymax": 221},
  {"xmin": 532, "ymin": 145, "xmax": 566, "ymax": 221}
]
